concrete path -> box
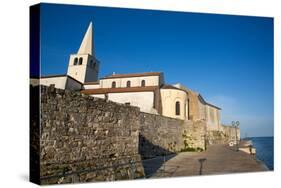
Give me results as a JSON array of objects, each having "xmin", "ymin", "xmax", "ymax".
[{"xmin": 143, "ymin": 144, "xmax": 268, "ymax": 178}]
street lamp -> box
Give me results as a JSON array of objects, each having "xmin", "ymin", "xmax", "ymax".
[{"xmin": 232, "ymin": 121, "xmax": 240, "ymax": 152}]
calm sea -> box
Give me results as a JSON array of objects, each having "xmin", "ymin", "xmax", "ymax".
[{"xmin": 249, "ymin": 137, "xmax": 274, "ymax": 170}]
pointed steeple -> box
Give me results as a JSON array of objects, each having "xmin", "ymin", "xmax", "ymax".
[{"xmin": 78, "ymin": 22, "xmax": 94, "ymax": 56}]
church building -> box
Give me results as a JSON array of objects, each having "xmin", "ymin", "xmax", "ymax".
[{"xmin": 36, "ymin": 22, "xmax": 222, "ymax": 131}]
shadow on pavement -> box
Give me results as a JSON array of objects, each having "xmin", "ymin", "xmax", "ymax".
[{"xmin": 139, "ymin": 135, "xmax": 177, "ymax": 177}]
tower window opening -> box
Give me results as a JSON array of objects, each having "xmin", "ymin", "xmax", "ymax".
[
  {"xmin": 74, "ymin": 57, "xmax": 78, "ymax": 65},
  {"xmin": 79, "ymin": 57, "xmax": 83, "ymax": 65}
]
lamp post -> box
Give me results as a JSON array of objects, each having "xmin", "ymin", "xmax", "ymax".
[{"xmin": 231, "ymin": 121, "xmax": 240, "ymax": 152}]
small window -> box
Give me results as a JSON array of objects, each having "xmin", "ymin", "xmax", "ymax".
[
  {"xmin": 141, "ymin": 80, "xmax": 145, "ymax": 87},
  {"xmin": 79, "ymin": 57, "xmax": 83, "ymax": 65},
  {"xmin": 74, "ymin": 57, "xmax": 78, "ymax": 65},
  {"xmin": 126, "ymin": 81, "xmax": 131, "ymax": 88},
  {"xmin": 175, "ymin": 101, "xmax": 180, "ymax": 115},
  {"xmin": 112, "ymin": 81, "xmax": 116, "ymax": 88}
]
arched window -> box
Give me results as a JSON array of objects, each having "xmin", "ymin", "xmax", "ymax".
[
  {"xmin": 78, "ymin": 57, "xmax": 83, "ymax": 65},
  {"xmin": 126, "ymin": 81, "xmax": 131, "ymax": 88},
  {"xmin": 141, "ymin": 80, "xmax": 145, "ymax": 87},
  {"xmin": 74, "ymin": 57, "xmax": 78, "ymax": 65},
  {"xmin": 112, "ymin": 81, "xmax": 116, "ymax": 88},
  {"xmin": 175, "ymin": 101, "xmax": 180, "ymax": 115}
]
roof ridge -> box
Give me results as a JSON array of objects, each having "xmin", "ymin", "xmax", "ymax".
[{"xmin": 101, "ymin": 72, "xmax": 163, "ymax": 79}]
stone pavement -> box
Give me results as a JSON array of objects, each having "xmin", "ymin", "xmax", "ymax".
[{"xmin": 143, "ymin": 144, "xmax": 268, "ymax": 178}]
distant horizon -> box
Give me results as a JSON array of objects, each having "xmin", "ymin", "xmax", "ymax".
[
  {"xmin": 39, "ymin": 3, "xmax": 273, "ymax": 137},
  {"xmin": 245, "ymin": 136, "xmax": 274, "ymax": 138}
]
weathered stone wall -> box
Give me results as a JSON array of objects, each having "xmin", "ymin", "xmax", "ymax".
[
  {"xmin": 39, "ymin": 85, "xmax": 144, "ymax": 185},
  {"xmin": 139, "ymin": 113, "xmax": 206, "ymax": 159},
  {"xmin": 221, "ymin": 125, "xmax": 241, "ymax": 142},
  {"xmin": 139, "ymin": 113, "xmax": 239, "ymax": 158},
  {"xmin": 207, "ymin": 125, "xmax": 240, "ymax": 145},
  {"xmin": 31, "ymin": 85, "xmax": 237, "ymax": 185},
  {"xmin": 181, "ymin": 120, "xmax": 206, "ymax": 151},
  {"xmin": 30, "ymin": 85, "xmax": 40, "ymax": 184},
  {"xmin": 139, "ymin": 113, "xmax": 185, "ymax": 158},
  {"xmin": 207, "ymin": 130, "xmax": 228, "ymax": 145}
]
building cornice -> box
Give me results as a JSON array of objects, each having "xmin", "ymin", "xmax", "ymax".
[
  {"xmin": 101, "ymin": 72, "xmax": 162, "ymax": 80},
  {"xmin": 81, "ymin": 86, "xmax": 158, "ymax": 95}
]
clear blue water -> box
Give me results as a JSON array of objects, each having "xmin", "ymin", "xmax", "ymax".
[{"xmin": 249, "ymin": 137, "xmax": 274, "ymax": 170}]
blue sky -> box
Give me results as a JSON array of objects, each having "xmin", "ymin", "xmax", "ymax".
[{"xmin": 40, "ymin": 3, "xmax": 273, "ymax": 137}]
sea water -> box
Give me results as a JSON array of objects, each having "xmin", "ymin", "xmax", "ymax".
[{"xmin": 249, "ymin": 137, "xmax": 274, "ymax": 170}]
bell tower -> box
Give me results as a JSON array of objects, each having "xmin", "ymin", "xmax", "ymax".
[{"xmin": 67, "ymin": 22, "xmax": 100, "ymax": 83}]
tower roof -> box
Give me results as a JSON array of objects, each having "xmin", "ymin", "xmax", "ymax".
[{"xmin": 78, "ymin": 22, "xmax": 93, "ymax": 56}]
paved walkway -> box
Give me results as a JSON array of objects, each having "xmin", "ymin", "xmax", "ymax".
[{"xmin": 143, "ymin": 144, "xmax": 268, "ymax": 178}]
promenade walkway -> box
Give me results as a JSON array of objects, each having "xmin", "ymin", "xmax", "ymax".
[{"xmin": 144, "ymin": 144, "xmax": 268, "ymax": 178}]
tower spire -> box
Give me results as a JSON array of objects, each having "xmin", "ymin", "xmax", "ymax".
[
  {"xmin": 67, "ymin": 22, "xmax": 100, "ymax": 83},
  {"xmin": 78, "ymin": 22, "xmax": 93, "ymax": 56}
]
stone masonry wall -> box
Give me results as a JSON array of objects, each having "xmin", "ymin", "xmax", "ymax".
[
  {"xmin": 139, "ymin": 113, "xmax": 185, "ymax": 158},
  {"xmin": 31, "ymin": 85, "xmax": 236, "ymax": 185},
  {"xmin": 207, "ymin": 125, "xmax": 240, "ymax": 145},
  {"xmin": 181, "ymin": 120, "xmax": 206, "ymax": 151},
  {"xmin": 139, "ymin": 113, "xmax": 206, "ymax": 159},
  {"xmin": 39, "ymin": 85, "xmax": 144, "ymax": 185},
  {"xmin": 221, "ymin": 125, "xmax": 241, "ymax": 143}
]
